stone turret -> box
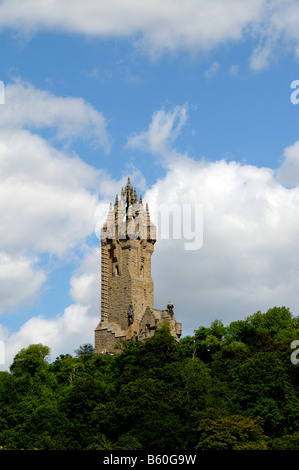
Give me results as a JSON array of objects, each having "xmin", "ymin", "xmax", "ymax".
[{"xmin": 94, "ymin": 177, "xmax": 182, "ymax": 354}]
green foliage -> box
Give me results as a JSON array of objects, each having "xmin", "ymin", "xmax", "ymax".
[
  {"xmin": 246, "ymin": 306, "xmax": 294, "ymax": 338},
  {"xmin": 190, "ymin": 320, "xmax": 227, "ymax": 363},
  {"xmin": 0, "ymin": 308, "xmax": 298, "ymax": 450},
  {"xmin": 10, "ymin": 344, "xmax": 50, "ymax": 378},
  {"xmin": 194, "ymin": 408, "xmax": 268, "ymax": 450},
  {"xmin": 74, "ymin": 343, "xmax": 94, "ymax": 357},
  {"xmin": 271, "ymin": 432, "xmax": 299, "ymax": 450}
]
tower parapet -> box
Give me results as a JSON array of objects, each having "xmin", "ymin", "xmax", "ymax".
[{"xmin": 94, "ymin": 177, "xmax": 182, "ymax": 354}]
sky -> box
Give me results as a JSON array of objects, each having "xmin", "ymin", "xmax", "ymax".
[{"xmin": 1, "ymin": 0, "xmax": 299, "ymax": 367}]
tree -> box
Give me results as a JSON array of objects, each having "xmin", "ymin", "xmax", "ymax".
[
  {"xmin": 191, "ymin": 320, "xmax": 226, "ymax": 362},
  {"xmin": 74, "ymin": 343, "xmax": 94, "ymax": 357},
  {"xmin": 140, "ymin": 324, "xmax": 179, "ymax": 369},
  {"xmin": 229, "ymin": 352, "xmax": 294, "ymax": 436},
  {"xmin": 245, "ymin": 306, "xmax": 295, "ymax": 339},
  {"xmin": 98, "ymin": 377, "xmax": 186, "ymax": 450},
  {"xmin": 1, "ymin": 306, "xmax": 297, "ymax": 450},
  {"xmin": 195, "ymin": 408, "xmax": 268, "ymax": 450},
  {"xmin": 271, "ymin": 432, "xmax": 299, "ymax": 450},
  {"xmin": 59, "ymin": 375, "xmax": 111, "ymax": 449},
  {"xmin": 10, "ymin": 344, "xmax": 50, "ymax": 378},
  {"xmin": 112, "ymin": 324, "xmax": 179, "ymax": 387},
  {"xmin": 48, "ymin": 354, "xmax": 84, "ymax": 385}
]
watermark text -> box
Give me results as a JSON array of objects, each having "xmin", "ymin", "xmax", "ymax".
[
  {"xmin": 95, "ymin": 202, "xmax": 203, "ymax": 251},
  {"xmin": 291, "ymin": 340, "xmax": 299, "ymax": 364}
]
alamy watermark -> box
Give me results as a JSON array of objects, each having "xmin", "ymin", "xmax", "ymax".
[
  {"xmin": 155, "ymin": 202, "xmax": 203, "ymax": 250},
  {"xmin": 290, "ymin": 80, "xmax": 299, "ymax": 104},
  {"xmin": 291, "ymin": 340, "xmax": 299, "ymax": 365},
  {"xmin": 95, "ymin": 202, "xmax": 203, "ymax": 251}
]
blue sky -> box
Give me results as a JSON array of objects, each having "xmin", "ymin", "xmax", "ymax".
[{"xmin": 1, "ymin": 0, "xmax": 299, "ymax": 366}]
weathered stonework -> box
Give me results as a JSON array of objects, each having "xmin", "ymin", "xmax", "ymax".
[{"xmin": 94, "ymin": 177, "xmax": 182, "ymax": 354}]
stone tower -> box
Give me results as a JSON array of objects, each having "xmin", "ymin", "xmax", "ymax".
[{"xmin": 94, "ymin": 177, "xmax": 182, "ymax": 354}]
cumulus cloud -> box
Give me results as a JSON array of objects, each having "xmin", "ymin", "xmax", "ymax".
[
  {"xmin": 5, "ymin": 144, "xmax": 299, "ymax": 367},
  {"xmin": 1, "ymin": 1, "xmax": 299, "ymax": 68},
  {"xmin": 0, "ymin": 0, "xmax": 264, "ymax": 51},
  {"xmin": 3, "ymin": 99, "xmax": 299, "ymax": 370},
  {"xmin": 144, "ymin": 159, "xmax": 299, "ymax": 334},
  {"xmin": 0, "ymin": 129, "xmax": 100, "ymax": 257},
  {"xmin": 126, "ymin": 104, "xmax": 299, "ymax": 335},
  {"xmin": 0, "ymin": 80, "xmax": 110, "ymax": 317},
  {"xmin": 2, "ymin": 79, "xmax": 110, "ymax": 150},
  {"xmin": 1, "ymin": 304, "xmax": 98, "ymax": 368},
  {"xmin": 126, "ymin": 104, "xmax": 188, "ymax": 161},
  {"xmin": 0, "ymin": 247, "xmax": 100, "ymax": 369},
  {"xmin": 0, "ymin": 79, "xmax": 120, "ymax": 367},
  {"xmin": 0, "ymin": 253, "xmax": 46, "ymax": 312},
  {"xmin": 69, "ymin": 247, "xmax": 100, "ymax": 312},
  {"xmin": 276, "ymin": 140, "xmax": 299, "ymax": 186}
]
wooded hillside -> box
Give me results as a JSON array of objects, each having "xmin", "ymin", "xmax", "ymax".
[{"xmin": 0, "ymin": 306, "xmax": 298, "ymax": 450}]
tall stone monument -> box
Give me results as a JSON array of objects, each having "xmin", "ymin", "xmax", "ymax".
[{"xmin": 94, "ymin": 177, "xmax": 182, "ymax": 354}]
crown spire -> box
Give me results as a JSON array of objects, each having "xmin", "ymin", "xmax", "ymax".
[{"xmin": 103, "ymin": 177, "xmax": 156, "ymax": 242}]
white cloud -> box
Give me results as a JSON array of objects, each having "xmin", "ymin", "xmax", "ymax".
[
  {"xmin": 0, "ymin": 77, "xmax": 117, "ymax": 365},
  {"xmin": 126, "ymin": 104, "xmax": 299, "ymax": 335},
  {"xmin": 0, "ymin": 253, "xmax": 46, "ymax": 312},
  {"xmin": 204, "ymin": 61, "xmax": 220, "ymax": 79},
  {"xmin": 1, "ymin": 1, "xmax": 299, "ymax": 68},
  {"xmin": 2, "ymin": 79, "xmax": 110, "ymax": 150},
  {"xmin": 248, "ymin": 0, "xmax": 299, "ymax": 71},
  {"xmin": 0, "ymin": 129, "xmax": 100, "ymax": 257},
  {"xmin": 126, "ymin": 104, "xmax": 188, "ymax": 161},
  {"xmin": 4, "ymin": 146, "xmax": 299, "ymax": 367},
  {"xmin": 69, "ymin": 247, "xmax": 100, "ymax": 312},
  {"xmin": 144, "ymin": 158, "xmax": 299, "ymax": 336},
  {"xmin": 0, "ymin": 0, "xmax": 264, "ymax": 49},
  {"xmin": 276, "ymin": 140, "xmax": 299, "ymax": 186},
  {"xmin": 0, "ymin": 80, "xmax": 110, "ymax": 316},
  {"xmin": 249, "ymin": 38, "xmax": 274, "ymax": 72},
  {"xmin": 0, "ymin": 248, "xmax": 100, "ymax": 369},
  {"xmin": 3, "ymin": 99, "xmax": 299, "ymax": 370},
  {"xmin": 1, "ymin": 304, "xmax": 98, "ymax": 369}
]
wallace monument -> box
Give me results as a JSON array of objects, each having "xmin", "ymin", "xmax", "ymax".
[{"xmin": 94, "ymin": 178, "xmax": 182, "ymax": 354}]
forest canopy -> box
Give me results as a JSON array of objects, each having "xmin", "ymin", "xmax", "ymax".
[{"xmin": 0, "ymin": 306, "xmax": 298, "ymax": 450}]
